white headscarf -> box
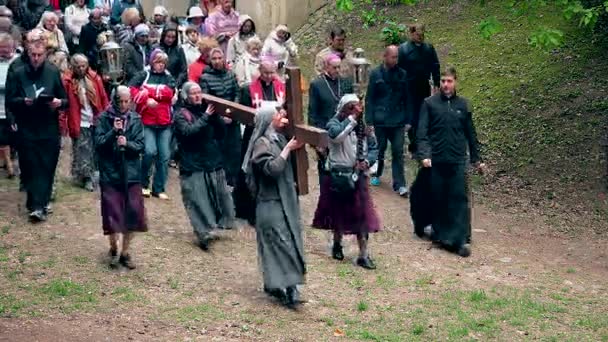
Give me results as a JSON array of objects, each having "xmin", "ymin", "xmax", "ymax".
[{"xmin": 336, "ymin": 93, "xmax": 360, "ymax": 116}]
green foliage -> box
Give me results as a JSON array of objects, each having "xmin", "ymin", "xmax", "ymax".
[
  {"xmin": 528, "ymin": 26, "xmax": 565, "ymax": 49},
  {"xmin": 381, "ymin": 21, "xmax": 408, "ymax": 45},
  {"xmin": 361, "ymin": 7, "xmax": 380, "ymax": 28},
  {"xmin": 478, "ymin": 16, "xmax": 503, "ymax": 39},
  {"xmin": 338, "ymin": 0, "xmax": 608, "ymax": 49}
]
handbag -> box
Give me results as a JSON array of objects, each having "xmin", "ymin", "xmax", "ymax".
[{"xmin": 329, "ymin": 167, "xmax": 358, "ymax": 194}]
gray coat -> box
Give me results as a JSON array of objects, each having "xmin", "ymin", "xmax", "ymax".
[{"xmin": 250, "ymin": 134, "xmax": 306, "ymax": 289}]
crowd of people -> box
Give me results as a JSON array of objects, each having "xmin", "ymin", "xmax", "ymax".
[{"xmin": 0, "ymin": 0, "xmax": 484, "ymax": 310}]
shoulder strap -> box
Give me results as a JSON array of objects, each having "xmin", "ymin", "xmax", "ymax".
[{"xmin": 180, "ymin": 108, "xmax": 194, "ymax": 123}]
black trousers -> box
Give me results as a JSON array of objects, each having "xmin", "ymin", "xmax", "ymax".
[
  {"xmin": 430, "ymin": 162, "xmax": 470, "ymax": 248},
  {"xmin": 19, "ymin": 138, "xmax": 60, "ymax": 211}
]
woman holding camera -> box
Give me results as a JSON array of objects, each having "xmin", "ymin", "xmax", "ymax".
[{"xmin": 95, "ymin": 85, "xmax": 147, "ymax": 270}]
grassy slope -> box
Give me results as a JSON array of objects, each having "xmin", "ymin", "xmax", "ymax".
[{"xmin": 297, "ymin": 0, "xmax": 608, "ymax": 233}]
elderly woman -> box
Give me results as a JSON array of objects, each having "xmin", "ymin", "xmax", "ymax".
[
  {"xmin": 95, "ymin": 85, "xmax": 147, "ymax": 269},
  {"xmin": 233, "ymin": 36, "xmax": 261, "ymax": 87},
  {"xmin": 174, "ymin": 82, "xmax": 235, "ymax": 250},
  {"xmin": 261, "ymin": 25, "xmax": 297, "ymax": 77},
  {"xmin": 37, "ymin": 11, "xmax": 68, "ymax": 53},
  {"xmin": 61, "ymin": 54, "xmax": 109, "ymax": 191},
  {"xmin": 187, "ymin": 36, "xmax": 218, "ymax": 83},
  {"xmin": 122, "ymin": 23, "xmax": 151, "ymax": 83},
  {"xmin": 129, "ymin": 49, "xmax": 176, "ymax": 200},
  {"xmin": 64, "ymin": 0, "xmax": 90, "ymax": 53},
  {"xmin": 242, "ymin": 105, "xmax": 306, "ymax": 309},
  {"xmin": 311, "ymin": 94, "xmax": 381, "ymax": 270},
  {"xmin": 0, "ymin": 32, "xmax": 18, "ymax": 179},
  {"xmin": 199, "ymin": 47, "xmax": 240, "ymax": 187},
  {"xmin": 225, "ymin": 14, "xmax": 256, "ymax": 67},
  {"xmin": 116, "ymin": 7, "xmax": 140, "ymax": 46},
  {"xmin": 182, "ymin": 26, "xmax": 201, "ymax": 66}
]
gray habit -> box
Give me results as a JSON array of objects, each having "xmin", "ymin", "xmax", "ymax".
[
  {"xmin": 180, "ymin": 169, "xmax": 236, "ymax": 239},
  {"xmin": 250, "ymin": 135, "xmax": 306, "ymax": 289}
]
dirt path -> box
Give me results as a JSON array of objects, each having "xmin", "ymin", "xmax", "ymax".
[{"xmin": 1, "ymin": 149, "xmax": 607, "ymax": 341}]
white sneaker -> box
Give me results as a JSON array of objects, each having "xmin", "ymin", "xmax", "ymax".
[{"xmin": 142, "ymin": 188, "xmax": 151, "ymax": 197}]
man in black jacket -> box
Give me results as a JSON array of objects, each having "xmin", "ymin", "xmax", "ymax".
[
  {"xmin": 307, "ymin": 53, "xmax": 353, "ymax": 184},
  {"xmin": 6, "ymin": 39, "xmax": 67, "ymax": 222},
  {"xmin": 416, "ymin": 66, "xmax": 484, "ymax": 257},
  {"xmin": 366, "ymin": 45, "xmax": 413, "ymax": 197},
  {"xmin": 398, "ymin": 24, "xmax": 440, "ymax": 156},
  {"xmin": 80, "ymin": 9, "xmax": 108, "ymax": 72}
]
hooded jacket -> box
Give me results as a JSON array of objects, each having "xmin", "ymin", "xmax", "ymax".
[
  {"xmin": 152, "ymin": 26, "xmax": 188, "ymax": 87},
  {"xmin": 128, "ymin": 69, "xmax": 176, "ymax": 126},
  {"xmin": 225, "ymin": 14, "xmax": 256, "ymax": 67},
  {"xmin": 261, "ymin": 25, "xmax": 297, "ymax": 67},
  {"xmin": 199, "ymin": 66, "xmax": 238, "ymax": 102}
]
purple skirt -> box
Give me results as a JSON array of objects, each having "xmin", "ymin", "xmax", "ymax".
[
  {"xmin": 312, "ymin": 174, "xmax": 381, "ymax": 235},
  {"xmin": 101, "ymin": 184, "xmax": 148, "ymax": 235}
]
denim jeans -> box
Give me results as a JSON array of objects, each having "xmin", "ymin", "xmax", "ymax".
[
  {"xmin": 142, "ymin": 126, "xmax": 172, "ymax": 194},
  {"xmin": 374, "ymin": 126, "xmax": 406, "ymax": 190}
]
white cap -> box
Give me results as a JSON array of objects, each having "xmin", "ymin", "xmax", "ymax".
[
  {"xmin": 154, "ymin": 6, "xmax": 167, "ymax": 16},
  {"xmin": 187, "ymin": 6, "xmax": 204, "ymax": 19}
]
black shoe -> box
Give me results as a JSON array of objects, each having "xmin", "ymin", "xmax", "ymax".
[
  {"xmin": 458, "ymin": 244, "xmax": 472, "ymax": 258},
  {"xmin": 119, "ymin": 254, "xmax": 136, "ymax": 269},
  {"xmin": 109, "ymin": 250, "xmax": 120, "ymax": 269},
  {"xmin": 198, "ymin": 235, "xmax": 211, "ymax": 251},
  {"xmin": 264, "ymin": 286, "xmax": 287, "ymax": 301},
  {"xmin": 84, "ymin": 179, "xmax": 95, "ymax": 192},
  {"xmin": 28, "ymin": 210, "xmax": 46, "ymax": 223},
  {"xmin": 332, "ymin": 243, "xmax": 344, "ymax": 261},
  {"xmin": 285, "ymin": 286, "xmax": 299, "ymax": 309},
  {"xmin": 356, "ymin": 257, "xmax": 376, "ymax": 270}
]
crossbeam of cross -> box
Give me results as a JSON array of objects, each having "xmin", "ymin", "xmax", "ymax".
[{"xmin": 201, "ymin": 67, "xmax": 328, "ymax": 195}]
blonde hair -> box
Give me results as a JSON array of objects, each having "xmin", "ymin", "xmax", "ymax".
[
  {"xmin": 151, "ymin": 50, "xmax": 169, "ymax": 64},
  {"xmin": 245, "ymin": 37, "xmax": 262, "ymax": 52},
  {"xmin": 121, "ymin": 7, "xmax": 140, "ymax": 26},
  {"xmin": 197, "ymin": 37, "xmax": 219, "ymax": 52}
]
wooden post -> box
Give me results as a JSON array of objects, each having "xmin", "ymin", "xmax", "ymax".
[{"xmin": 201, "ymin": 66, "xmax": 328, "ymax": 196}]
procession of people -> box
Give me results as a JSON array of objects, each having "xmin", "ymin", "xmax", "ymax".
[{"xmin": 0, "ymin": 0, "xmax": 484, "ymax": 310}]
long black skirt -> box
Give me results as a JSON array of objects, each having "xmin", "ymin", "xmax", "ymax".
[
  {"xmin": 233, "ymin": 124, "xmax": 256, "ymax": 225},
  {"xmin": 409, "ymin": 167, "xmax": 433, "ymax": 237},
  {"xmin": 429, "ymin": 163, "xmax": 470, "ymax": 248}
]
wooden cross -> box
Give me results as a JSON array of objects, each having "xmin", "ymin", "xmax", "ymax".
[{"xmin": 201, "ymin": 66, "xmax": 328, "ymax": 196}]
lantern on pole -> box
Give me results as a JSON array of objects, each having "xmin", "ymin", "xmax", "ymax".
[
  {"xmin": 349, "ymin": 48, "xmax": 371, "ymax": 98},
  {"xmin": 99, "ymin": 41, "xmax": 123, "ymax": 87}
]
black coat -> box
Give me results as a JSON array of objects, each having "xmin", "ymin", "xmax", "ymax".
[
  {"xmin": 122, "ymin": 39, "xmax": 151, "ymax": 83},
  {"xmin": 153, "ymin": 28, "xmax": 188, "ymax": 88},
  {"xmin": 365, "ymin": 64, "xmax": 413, "ymax": 127},
  {"xmin": 6, "ymin": 60, "xmax": 68, "ymax": 140},
  {"xmin": 80, "ymin": 22, "xmax": 109, "ymax": 71},
  {"xmin": 397, "ymin": 41, "xmax": 440, "ymax": 87},
  {"xmin": 95, "ymin": 108, "xmax": 145, "ymax": 186},
  {"xmin": 307, "ymin": 74, "xmax": 353, "ymax": 129},
  {"xmin": 173, "ymin": 104, "xmax": 226, "ymax": 175},
  {"xmin": 416, "ymin": 93, "xmax": 481, "ymax": 164}
]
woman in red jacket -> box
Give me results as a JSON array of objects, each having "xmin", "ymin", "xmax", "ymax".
[
  {"xmin": 61, "ymin": 54, "xmax": 109, "ymax": 191},
  {"xmin": 129, "ymin": 49, "xmax": 176, "ymax": 200}
]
